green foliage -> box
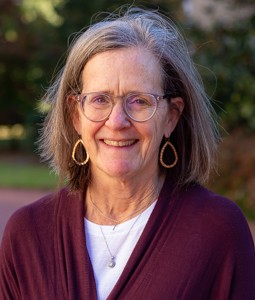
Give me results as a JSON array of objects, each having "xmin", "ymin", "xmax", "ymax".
[
  {"xmin": 0, "ymin": 0, "xmax": 254, "ymax": 141},
  {"xmin": 207, "ymin": 129, "xmax": 255, "ymax": 219},
  {"xmin": 0, "ymin": 0, "xmax": 59, "ymax": 126},
  {"xmin": 0, "ymin": 0, "xmax": 172, "ymax": 129},
  {"xmin": 189, "ymin": 15, "xmax": 255, "ymax": 130}
]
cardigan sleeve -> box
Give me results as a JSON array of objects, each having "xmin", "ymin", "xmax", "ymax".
[
  {"xmin": 224, "ymin": 207, "xmax": 255, "ymax": 299},
  {"xmin": 0, "ymin": 195, "xmax": 57, "ymax": 300},
  {"xmin": 198, "ymin": 192, "xmax": 255, "ymax": 300},
  {"xmin": 0, "ymin": 189, "xmax": 96, "ymax": 300},
  {"xmin": 0, "ymin": 215, "xmax": 22, "ymax": 300}
]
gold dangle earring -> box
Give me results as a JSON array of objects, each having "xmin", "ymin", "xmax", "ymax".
[
  {"xmin": 160, "ymin": 138, "xmax": 178, "ymax": 168},
  {"xmin": 72, "ymin": 138, "xmax": 90, "ymax": 166}
]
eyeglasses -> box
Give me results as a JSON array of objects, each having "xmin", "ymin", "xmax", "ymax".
[{"xmin": 76, "ymin": 92, "xmax": 170, "ymax": 122}]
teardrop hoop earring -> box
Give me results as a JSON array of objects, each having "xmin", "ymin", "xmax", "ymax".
[
  {"xmin": 160, "ymin": 139, "xmax": 178, "ymax": 169},
  {"xmin": 72, "ymin": 138, "xmax": 90, "ymax": 166}
]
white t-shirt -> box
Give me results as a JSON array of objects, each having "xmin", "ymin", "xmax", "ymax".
[{"xmin": 84, "ymin": 201, "xmax": 156, "ymax": 300}]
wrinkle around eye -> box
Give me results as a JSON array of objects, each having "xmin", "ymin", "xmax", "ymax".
[
  {"xmin": 127, "ymin": 96, "xmax": 154, "ymax": 107},
  {"xmin": 90, "ymin": 95, "xmax": 111, "ymax": 105}
]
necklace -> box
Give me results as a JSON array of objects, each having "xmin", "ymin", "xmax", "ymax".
[
  {"xmin": 87, "ymin": 187, "xmax": 159, "ymax": 268},
  {"xmin": 99, "ymin": 213, "xmax": 142, "ymax": 268},
  {"xmin": 88, "ymin": 187, "xmax": 159, "ymax": 229}
]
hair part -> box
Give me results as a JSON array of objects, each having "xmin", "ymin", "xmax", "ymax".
[{"xmin": 38, "ymin": 6, "xmax": 219, "ymax": 191}]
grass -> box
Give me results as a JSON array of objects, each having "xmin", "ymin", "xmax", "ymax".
[{"xmin": 0, "ymin": 160, "xmax": 58, "ymax": 190}]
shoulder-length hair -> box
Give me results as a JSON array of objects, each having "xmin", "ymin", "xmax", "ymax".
[{"xmin": 38, "ymin": 6, "xmax": 219, "ymax": 191}]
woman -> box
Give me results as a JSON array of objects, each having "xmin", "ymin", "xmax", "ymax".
[{"xmin": 1, "ymin": 7, "xmax": 254, "ymax": 300}]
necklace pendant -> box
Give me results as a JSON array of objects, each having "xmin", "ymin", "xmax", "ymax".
[{"xmin": 108, "ymin": 256, "xmax": 116, "ymax": 268}]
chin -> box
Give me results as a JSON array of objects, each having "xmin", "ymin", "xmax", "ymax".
[{"xmin": 103, "ymin": 162, "xmax": 139, "ymax": 179}]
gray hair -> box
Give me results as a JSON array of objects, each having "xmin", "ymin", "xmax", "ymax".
[{"xmin": 39, "ymin": 6, "xmax": 219, "ymax": 191}]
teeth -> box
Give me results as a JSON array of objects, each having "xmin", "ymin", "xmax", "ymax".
[{"xmin": 103, "ymin": 139, "xmax": 136, "ymax": 146}]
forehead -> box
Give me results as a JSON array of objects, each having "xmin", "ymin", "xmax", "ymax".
[{"xmin": 81, "ymin": 47, "xmax": 163, "ymax": 93}]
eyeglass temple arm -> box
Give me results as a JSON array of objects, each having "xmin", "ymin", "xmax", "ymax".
[{"xmin": 163, "ymin": 91, "xmax": 180, "ymax": 99}]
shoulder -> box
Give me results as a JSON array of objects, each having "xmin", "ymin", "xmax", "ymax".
[
  {"xmin": 181, "ymin": 184, "xmax": 244, "ymax": 223},
  {"xmin": 162, "ymin": 177, "xmax": 254, "ymax": 250},
  {"xmin": 177, "ymin": 184, "xmax": 254, "ymax": 250},
  {"xmin": 1, "ymin": 188, "xmax": 71, "ymax": 244},
  {"xmin": 163, "ymin": 178, "xmax": 245, "ymax": 227}
]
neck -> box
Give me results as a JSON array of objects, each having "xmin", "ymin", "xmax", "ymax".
[{"xmin": 85, "ymin": 172, "xmax": 165, "ymax": 225}]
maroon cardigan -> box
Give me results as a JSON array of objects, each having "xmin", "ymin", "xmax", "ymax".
[{"xmin": 1, "ymin": 176, "xmax": 255, "ymax": 299}]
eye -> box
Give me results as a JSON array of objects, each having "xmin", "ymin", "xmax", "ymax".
[
  {"xmin": 88, "ymin": 94, "xmax": 111, "ymax": 106},
  {"xmin": 127, "ymin": 94, "xmax": 153, "ymax": 107}
]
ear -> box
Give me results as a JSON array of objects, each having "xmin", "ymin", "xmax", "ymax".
[
  {"xmin": 68, "ymin": 95, "xmax": 82, "ymax": 135},
  {"xmin": 164, "ymin": 97, "xmax": 184, "ymax": 138}
]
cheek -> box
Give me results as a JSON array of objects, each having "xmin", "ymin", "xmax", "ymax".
[
  {"xmin": 157, "ymin": 106, "xmax": 174, "ymax": 136},
  {"xmin": 80, "ymin": 121, "xmax": 102, "ymax": 145},
  {"xmin": 140, "ymin": 120, "xmax": 164, "ymax": 149},
  {"xmin": 153, "ymin": 111, "xmax": 169, "ymax": 137}
]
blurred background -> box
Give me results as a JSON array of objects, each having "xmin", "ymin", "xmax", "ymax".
[{"xmin": 0, "ymin": 0, "xmax": 255, "ymax": 238}]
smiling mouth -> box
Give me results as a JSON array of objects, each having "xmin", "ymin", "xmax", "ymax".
[{"xmin": 103, "ymin": 139, "xmax": 137, "ymax": 147}]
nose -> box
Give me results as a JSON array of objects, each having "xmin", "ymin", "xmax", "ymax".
[{"xmin": 104, "ymin": 100, "xmax": 131, "ymax": 130}]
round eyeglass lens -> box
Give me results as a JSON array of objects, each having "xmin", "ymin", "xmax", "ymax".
[
  {"xmin": 125, "ymin": 94, "xmax": 157, "ymax": 121},
  {"xmin": 82, "ymin": 93, "xmax": 112, "ymax": 121}
]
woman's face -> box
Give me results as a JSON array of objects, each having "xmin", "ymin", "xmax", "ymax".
[{"xmin": 72, "ymin": 47, "xmax": 183, "ymax": 181}]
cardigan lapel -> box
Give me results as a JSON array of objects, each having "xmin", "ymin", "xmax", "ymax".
[
  {"xmin": 108, "ymin": 174, "xmax": 181, "ymax": 299},
  {"xmin": 55, "ymin": 188, "xmax": 98, "ymax": 299}
]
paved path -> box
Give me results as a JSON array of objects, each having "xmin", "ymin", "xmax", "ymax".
[{"xmin": 0, "ymin": 188, "xmax": 255, "ymax": 243}]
